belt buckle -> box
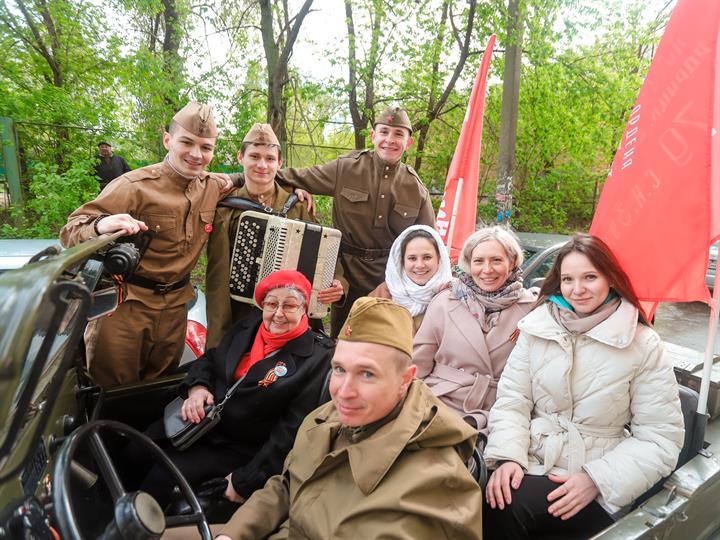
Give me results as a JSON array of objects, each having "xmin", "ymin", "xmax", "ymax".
[
  {"xmin": 361, "ymin": 251, "xmax": 376, "ymax": 262},
  {"xmin": 154, "ymin": 283, "xmax": 172, "ymax": 295}
]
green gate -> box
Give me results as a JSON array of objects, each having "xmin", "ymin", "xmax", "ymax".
[{"xmin": 0, "ymin": 117, "xmax": 23, "ymax": 206}]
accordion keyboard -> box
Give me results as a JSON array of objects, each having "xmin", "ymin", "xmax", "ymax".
[
  {"xmin": 229, "ymin": 215, "xmax": 267, "ymax": 300},
  {"xmin": 228, "ymin": 211, "xmax": 342, "ymax": 319}
]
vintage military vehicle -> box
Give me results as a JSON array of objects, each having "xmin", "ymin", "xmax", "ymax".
[
  {"xmin": 0, "ymin": 234, "xmax": 213, "ymax": 539},
  {"xmin": 1, "ymin": 235, "xmax": 719, "ymax": 540}
]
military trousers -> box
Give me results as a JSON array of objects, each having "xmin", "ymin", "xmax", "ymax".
[{"xmin": 86, "ymin": 299, "xmax": 187, "ymax": 388}]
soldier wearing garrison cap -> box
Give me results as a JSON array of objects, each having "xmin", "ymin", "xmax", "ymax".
[
  {"xmin": 204, "ymin": 123, "xmax": 347, "ymax": 348},
  {"xmin": 60, "ymin": 101, "xmax": 240, "ymax": 388},
  {"xmin": 165, "ymin": 295, "xmax": 482, "ymax": 540},
  {"xmin": 230, "ymin": 105, "xmax": 435, "ymax": 338}
]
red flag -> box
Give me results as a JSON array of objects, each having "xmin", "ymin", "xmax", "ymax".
[
  {"xmin": 436, "ymin": 34, "xmax": 496, "ymax": 262},
  {"xmin": 590, "ymin": 0, "xmax": 720, "ymax": 318}
]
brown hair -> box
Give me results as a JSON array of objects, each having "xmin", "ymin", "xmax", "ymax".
[
  {"xmin": 239, "ymin": 141, "xmax": 283, "ymax": 160},
  {"xmin": 537, "ymin": 233, "xmax": 650, "ymax": 325},
  {"xmin": 400, "ymin": 229, "xmax": 440, "ymax": 259}
]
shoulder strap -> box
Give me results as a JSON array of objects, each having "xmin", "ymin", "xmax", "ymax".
[{"xmin": 215, "ymin": 349, "xmax": 283, "ymax": 410}]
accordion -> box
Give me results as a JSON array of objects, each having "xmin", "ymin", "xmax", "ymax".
[{"xmin": 229, "ymin": 211, "xmax": 342, "ymax": 318}]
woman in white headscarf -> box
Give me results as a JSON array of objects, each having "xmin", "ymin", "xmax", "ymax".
[{"xmin": 369, "ymin": 225, "xmax": 452, "ymax": 334}]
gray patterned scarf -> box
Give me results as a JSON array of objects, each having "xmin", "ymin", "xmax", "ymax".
[{"xmin": 451, "ymin": 268, "xmax": 525, "ymax": 332}]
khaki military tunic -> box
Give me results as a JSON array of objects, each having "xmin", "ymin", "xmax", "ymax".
[
  {"xmin": 205, "ymin": 183, "xmax": 319, "ymax": 348},
  {"xmin": 275, "ymin": 150, "xmax": 435, "ymax": 335},
  {"xmin": 60, "ymin": 161, "xmax": 226, "ymax": 386},
  {"xmin": 214, "ymin": 380, "xmax": 480, "ymax": 539}
]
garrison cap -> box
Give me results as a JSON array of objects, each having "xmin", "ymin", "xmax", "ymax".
[
  {"xmin": 373, "ymin": 106, "xmax": 412, "ymax": 133},
  {"xmin": 97, "ymin": 141, "xmax": 111, "ymax": 147},
  {"xmin": 172, "ymin": 101, "xmax": 218, "ymax": 138},
  {"xmin": 242, "ymin": 123, "xmax": 280, "ymax": 147},
  {"xmin": 339, "ymin": 297, "xmax": 413, "ymax": 357}
]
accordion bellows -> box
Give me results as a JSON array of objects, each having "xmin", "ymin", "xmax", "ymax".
[{"xmin": 229, "ymin": 211, "xmax": 342, "ymax": 319}]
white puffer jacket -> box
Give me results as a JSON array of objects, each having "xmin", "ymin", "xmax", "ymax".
[{"xmin": 485, "ymin": 299, "xmax": 684, "ymax": 513}]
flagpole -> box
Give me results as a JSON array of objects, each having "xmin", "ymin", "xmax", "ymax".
[
  {"xmin": 695, "ymin": 20, "xmax": 720, "ymax": 446},
  {"xmin": 699, "ymin": 271, "xmax": 720, "ymax": 416},
  {"xmin": 446, "ymin": 177, "xmax": 464, "ymax": 259}
]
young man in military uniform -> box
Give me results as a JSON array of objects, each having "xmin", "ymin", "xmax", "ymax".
[
  {"xmin": 204, "ymin": 123, "xmax": 346, "ymax": 348},
  {"xmin": 232, "ymin": 106, "xmax": 436, "ymax": 336},
  {"xmin": 164, "ymin": 297, "xmax": 482, "ymax": 540},
  {"xmin": 60, "ymin": 102, "xmax": 237, "ymax": 388}
]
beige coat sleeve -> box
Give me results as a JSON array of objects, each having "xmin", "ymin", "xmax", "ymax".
[
  {"xmin": 217, "ymin": 473, "xmax": 290, "ymax": 539},
  {"xmin": 412, "ymin": 296, "xmax": 444, "ymax": 378},
  {"xmin": 59, "ymin": 178, "xmax": 137, "ymax": 247}
]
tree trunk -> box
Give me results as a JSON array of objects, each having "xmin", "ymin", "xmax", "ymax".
[
  {"xmin": 260, "ymin": 0, "xmax": 313, "ymax": 148},
  {"xmin": 412, "ymin": 0, "xmax": 477, "ymax": 173},
  {"xmin": 344, "ymin": 0, "xmax": 382, "ymax": 149},
  {"xmin": 495, "ymin": 0, "xmax": 524, "ymax": 225},
  {"xmin": 161, "ymin": 0, "xmax": 182, "ymax": 108}
]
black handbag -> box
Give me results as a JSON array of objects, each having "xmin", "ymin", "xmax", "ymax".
[{"xmin": 163, "ymin": 374, "xmax": 246, "ymax": 451}]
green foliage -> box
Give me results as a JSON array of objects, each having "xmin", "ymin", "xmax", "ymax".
[
  {"xmin": 0, "ymin": 0, "xmax": 672, "ymax": 238},
  {"xmin": 1, "ymin": 160, "xmax": 98, "ymax": 238}
]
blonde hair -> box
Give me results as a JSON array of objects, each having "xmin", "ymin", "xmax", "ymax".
[{"xmin": 459, "ymin": 226, "xmax": 523, "ymax": 273}]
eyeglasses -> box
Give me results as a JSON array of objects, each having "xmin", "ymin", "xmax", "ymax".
[{"xmin": 261, "ymin": 300, "xmax": 303, "ymax": 314}]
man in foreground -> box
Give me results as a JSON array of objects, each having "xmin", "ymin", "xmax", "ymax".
[
  {"xmin": 166, "ymin": 297, "xmax": 483, "ymax": 539},
  {"xmin": 60, "ymin": 101, "xmax": 236, "ymax": 387}
]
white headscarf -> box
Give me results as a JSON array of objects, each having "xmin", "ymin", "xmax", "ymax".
[{"xmin": 385, "ymin": 225, "xmax": 452, "ymax": 316}]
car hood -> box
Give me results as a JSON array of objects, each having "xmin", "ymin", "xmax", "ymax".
[{"xmin": 0, "ymin": 235, "xmax": 117, "ymax": 453}]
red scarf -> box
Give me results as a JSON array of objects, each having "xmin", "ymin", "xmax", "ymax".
[{"xmin": 233, "ymin": 316, "xmax": 309, "ymax": 380}]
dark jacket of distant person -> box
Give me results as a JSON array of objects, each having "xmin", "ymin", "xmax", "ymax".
[{"xmin": 95, "ymin": 153, "xmax": 131, "ymax": 190}]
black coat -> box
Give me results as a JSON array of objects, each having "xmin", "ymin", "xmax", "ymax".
[
  {"xmin": 95, "ymin": 155, "xmax": 131, "ymax": 189},
  {"xmin": 179, "ymin": 312, "xmax": 334, "ymax": 497}
]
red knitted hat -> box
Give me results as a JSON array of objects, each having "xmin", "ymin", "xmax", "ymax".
[{"xmin": 253, "ymin": 270, "xmax": 312, "ymax": 307}]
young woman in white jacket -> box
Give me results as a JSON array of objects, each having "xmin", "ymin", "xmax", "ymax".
[{"xmin": 483, "ymin": 233, "xmax": 683, "ymax": 540}]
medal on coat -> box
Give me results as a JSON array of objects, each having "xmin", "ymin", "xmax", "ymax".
[{"xmin": 258, "ymin": 361, "xmax": 287, "ymax": 387}]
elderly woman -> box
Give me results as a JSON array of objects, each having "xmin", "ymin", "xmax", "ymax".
[
  {"xmin": 413, "ymin": 226, "xmax": 536, "ymax": 433},
  {"xmin": 483, "ymin": 234, "xmax": 683, "ymax": 539},
  {"xmin": 369, "ymin": 225, "xmax": 452, "ymax": 333},
  {"xmin": 139, "ymin": 270, "xmax": 335, "ymax": 506}
]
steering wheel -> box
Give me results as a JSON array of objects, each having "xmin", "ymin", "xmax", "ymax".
[{"xmin": 53, "ymin": 419, "xmax": 212, "ymax": 540}]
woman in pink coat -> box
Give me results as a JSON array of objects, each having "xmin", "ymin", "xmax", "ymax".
[{"xmin": 412, "ymin": 226, "xmax": 537, "ymax": 435}]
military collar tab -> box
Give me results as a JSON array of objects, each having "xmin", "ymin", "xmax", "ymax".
[{"xmin": 372, "ymin": 151, "xmax": 400, "ymax": 173}]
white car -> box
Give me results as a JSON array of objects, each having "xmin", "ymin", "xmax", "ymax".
[{"xmin": 0, "ymin": 239, "xmax": 208, "ymax": 363}]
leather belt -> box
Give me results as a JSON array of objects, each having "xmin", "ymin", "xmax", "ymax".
[
  {"xmin": 340, "ymin": 241, "xmax": 390, "ymax": 261},
  {"xmin": 127, "ymin": 274, "xmax": 190, "ymax": 295}
]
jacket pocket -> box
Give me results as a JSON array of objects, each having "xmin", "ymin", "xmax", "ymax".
[
  {"xmin": 340, "ymin": 187, "xmax": 369, "ymax": 203},
  {"xmin": 138, "ymin": 213, "xmax": 177, "ymax": 234},
  {"xmin": 200, "ymin": 210, "xmax": 215, "ymax": 228},
  {"xmin": 392, "ymin": 203, "xmax": 419, "ymax": 220}
]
